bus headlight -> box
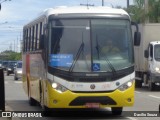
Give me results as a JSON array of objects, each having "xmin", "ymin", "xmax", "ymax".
[
  {"xmin": 49, "ymin": 80, "xmax": 68, "ymax": 93},
  {"xmin": 118, "ymin": 80, "xmax": 133, "ymax": 91},
  {"xmin": 155, "ymin": 67, "xmax": 160, "ymax": 73}
]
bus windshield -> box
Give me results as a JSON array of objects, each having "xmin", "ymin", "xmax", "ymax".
[{"xmin": 49, "ymin": 19, "xmax": 133, "ymax": 72}]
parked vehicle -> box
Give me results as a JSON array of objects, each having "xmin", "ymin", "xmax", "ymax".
[
  {"xmin": 135, "ymin": 24, "xmax": 160, "ymax": 91},
  {"xmin": 14, "ymin": 61, "xmax": 22, "ymax": 80},
  {"xmin": 6, "ymin": 61, "xmax": 17, "ymax": 76},
  {"xmin": 0, "ymin": 61, "xmax": 2, "ymax": 68},
  {"xmin": 1, "ymin": 61, "xmax": 9, "ymax": 71}
]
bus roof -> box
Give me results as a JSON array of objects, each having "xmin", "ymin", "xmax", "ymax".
[
  {"xmin": 42, "ymin": 6, "xmax": 129, "ymax": 17},
  {"xmin": 24, "ymin": 6, "xmax": 130, "ymax": 27}
]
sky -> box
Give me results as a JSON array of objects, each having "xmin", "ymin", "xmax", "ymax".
[{"xmin": 0, "ymin": 0, "xmax": 134, "ymax": 52}]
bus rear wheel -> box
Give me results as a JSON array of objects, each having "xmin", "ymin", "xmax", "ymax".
[
  {"xmin": 29, "ymin": 97, "xmax": 37, "ymax": 106},
  {"xmin": 111, "ymin": 107, "xmax": 123, "ymax": 115},
  {"xmin": 148, "ymin": 80, "xmax": 155, "ymax": 91}
]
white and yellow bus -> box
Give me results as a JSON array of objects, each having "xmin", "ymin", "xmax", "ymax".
[{"xmin": 22, "ymin": 6, "xmax": 140, "ymax": 115}]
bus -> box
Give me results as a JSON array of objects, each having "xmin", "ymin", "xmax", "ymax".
[{"xmin": 22, "ymin": 6, "xmax": 140, "ymax": 115}]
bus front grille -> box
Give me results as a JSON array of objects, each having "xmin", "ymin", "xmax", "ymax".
[{"xmin": 69, "ymin": 96, "xmax": 117, "ymax": 106}]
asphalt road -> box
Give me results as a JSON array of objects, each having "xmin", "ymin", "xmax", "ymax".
[{"xmin": 2, "ymin": 73, "xmax": 160, "ymax": 120}]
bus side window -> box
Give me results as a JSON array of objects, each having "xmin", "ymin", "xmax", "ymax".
[
  {"xmin": 35, "ymin": 24, "xmax": 38, "ymax": 50},
  {"xmin": 38, "ymin": 22, "xmax": 43, "ymax": 50}
]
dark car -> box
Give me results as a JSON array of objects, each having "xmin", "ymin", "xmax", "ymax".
[
  {"xmin": 1, "ymin": 61, "xmax": 9, "ymax": 71},
  {"xmin": 6, "ymin": 61, "xmax": 17, "ymax": 76}
]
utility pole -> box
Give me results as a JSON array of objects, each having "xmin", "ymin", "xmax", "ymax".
[
  {"xmin": 127, "ymin": 0, "xmax": 129, "ymax": 8},
  {"xmin": 9, "ymin": 43, "xmax": 12, "ymax": 51},
  {"xmin": 14, "ymin": 39, "xmax": 15, "ymax": 52},
  {"xmin": 17, "ymin": 37, "xmax": 18, "ymax": 52},
  {"xmin": 102, "ymin": 0, "xmax": 104, "ymax": 6}
]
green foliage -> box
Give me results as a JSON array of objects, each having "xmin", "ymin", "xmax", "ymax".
[
  {"xmin": 0, "ymin": 50, "xmax": 21, "ymax": 61},
  {"xmin": 126, "ymin": 0, "xmax": 160, "ymax": 23},
  {"xmin": 134, "ymin": 0, "xmax": 144, "ymax": 8},
  {"xmin": 9, "ymin": 52, "xmax": 21, "ymax": 61},
  {"xmin": 148, "ymin": 0, "xmax": 160, "ymax": 22},
  {"xmin": 125, "ymin": 5, "xmax": 146, "ymax": 23}
]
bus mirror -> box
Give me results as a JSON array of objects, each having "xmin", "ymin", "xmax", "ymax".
[
  {"xmin": 144, "ymin": 50, "xmax": 149, "ymax": 58},
  {"xmin": 134, "ymin": 32, "xmax": 141, "ymax": 46},
  {"xmin": 40, "ymin": 35, "xmax": 45, "ymax": 49}
]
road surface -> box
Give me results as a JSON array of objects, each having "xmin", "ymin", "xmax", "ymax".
[{"xmin": 2, "ymin": 73, "xmax": 160, "ymax": 120}]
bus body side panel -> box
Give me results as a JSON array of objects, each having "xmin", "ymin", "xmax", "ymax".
[
  {"xmin": 23, "ymin": 52, "xmax": 45, "ymax": 103},
  {"xmin": 23, "ymin": 53, "xmax": 31, "ymax": 98},
  {"xmin": 29, "ymin": 52, "xmax": 45, "ymax": 102}
]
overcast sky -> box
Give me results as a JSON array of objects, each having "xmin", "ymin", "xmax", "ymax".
[{"xmin": 0, "ymin": 0, "xmax": 134, "ymax": 52}]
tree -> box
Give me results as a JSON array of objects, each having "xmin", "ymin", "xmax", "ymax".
[
  {"xmin": 148, "ymin": 0, "xmax": 160, "ymax": 22},
  {"xmin": 9, "ymin": 52, "xmax": 21, "ymax": 61},
  {"xmin": 126, "ymin": 0, "xmax": 160, "ymax": 23},
  {"xmin": 0, "ymin": 50, "xmax": 21, "ymax": 61},
  {"xmin": 125, "ymin": 0, "xmax": 146, "ymax": 23}
]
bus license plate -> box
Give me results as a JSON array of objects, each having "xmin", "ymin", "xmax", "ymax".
[{"xmin": 85, "ymin": 103, "xmax": 100, "ymax": 108}]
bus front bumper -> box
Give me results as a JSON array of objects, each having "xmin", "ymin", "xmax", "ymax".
[{"xmin": 46, "ymin": 82, "xmax": 135, "ymax": 109}]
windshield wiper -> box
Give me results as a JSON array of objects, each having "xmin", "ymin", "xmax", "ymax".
[
  {"xmin": 95, "ymin": 37, "xmax": 117, "ymax": 75},
  {"xmin": 69, "ymin": 33, "xmax": 84, "ymax": 72}
]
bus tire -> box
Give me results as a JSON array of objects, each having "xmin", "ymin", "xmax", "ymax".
[
  {"xmin": 14, "ymin": 76, "xmax": 18, "ymax": 80},
  {"xmin": 39, "ymin": 82, "xmax": 51, "ymax": 116},
  {"xmin": 111, "ymin": 107, "xmax": 123, "ymax": 115},
  {"xmin": 42, "ymin": 106, "xmax": 52, "ymax": 116},
  {"xmin": 7, "ymin": 72, "xmax": 9, "ymax": 76},
  {"xmin": 149, "ymin": 81, "xmax": 155, "ymax": 91},
  {"xmin": 29, "ymin": 97, "xmax": 37, "ymax": 106},
  {"xmin": 135, "ymin": 80, "xmax": 142, "ymax": 88}
]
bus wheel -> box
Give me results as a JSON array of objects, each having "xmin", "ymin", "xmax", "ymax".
[
  {"xmin": 111, "ymin": 107, "xmax": 123, "ymax": 115},
  {"xmin": 42, "ymin": 106, "xmax": 52, "ymax": 116},
  {"xmin": 135, "ymin": 80, "xmax": 142, "ymax": 88},
  {"xmin": 40, "ymin": 94, "xmax": 52, "ymax": 116},
  {"xmin": 7, "ymin": 72, "xmax": 9, "ymax": 76},
  {"xmin": 14, "ymin": 76, "xmax": 18, "ymax": 80},
  {"xmin": 149, "ymin": 81, "xmax": 155, "ymax": 91},
  {"xmin": 29, "ymin": 97, "xmax": 37, "ymax": 106}
]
